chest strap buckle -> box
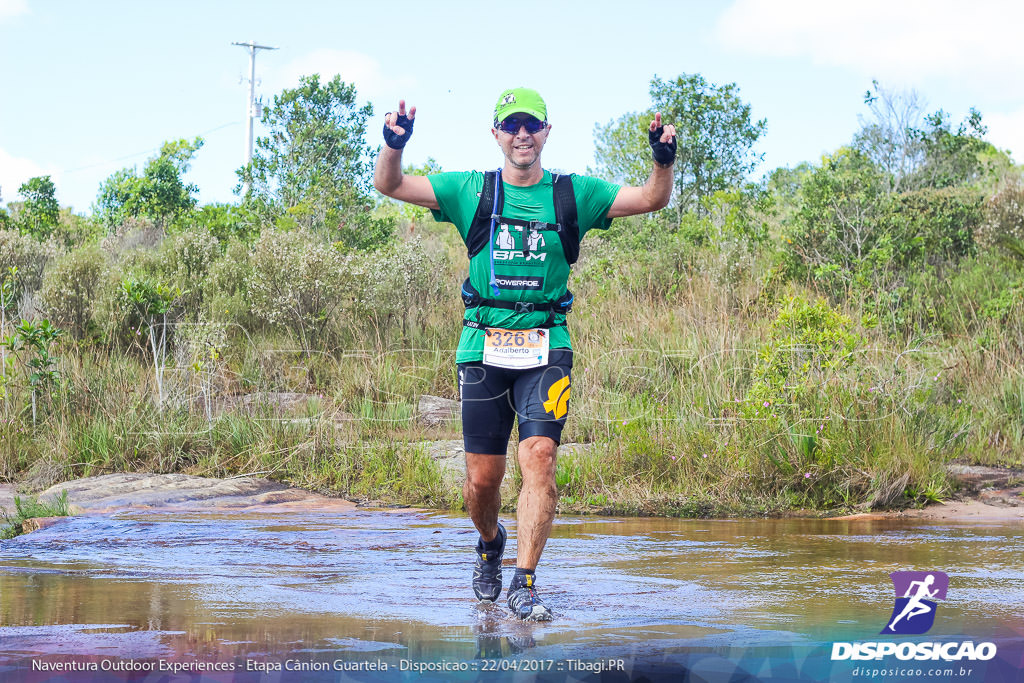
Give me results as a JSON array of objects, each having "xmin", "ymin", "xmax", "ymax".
[{"xmin": 514, "ymin": 301, "xmax": 536, "ymax": 314}]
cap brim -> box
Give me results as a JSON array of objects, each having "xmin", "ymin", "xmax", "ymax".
[{"xmin": 496, "ymin": 107, "xmax": 547, "ymax": 123}]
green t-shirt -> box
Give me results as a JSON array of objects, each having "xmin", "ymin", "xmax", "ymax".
[{"xmin": 429, "ymin": 169, "xmax": 620, "ymax": 362}]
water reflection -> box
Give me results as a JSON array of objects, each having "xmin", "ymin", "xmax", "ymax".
[{"xmin": 1, "ymin": 509, "xmax": 1022, "ymax": 667}]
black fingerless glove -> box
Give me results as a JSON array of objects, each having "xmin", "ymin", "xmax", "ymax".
[
  {"xmin": 383, "ymin": 113, "xmax": 414, "ymax": 149},
  {"xmin": 649, "ymin": 126, "xmax": 677, "ymax": 166}
]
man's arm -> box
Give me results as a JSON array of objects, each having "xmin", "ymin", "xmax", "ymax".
[
  {"xmin": 373, "ymin": 100, "xmax": 440, "ymax": 210},
  {"xmin": 606, "ymin": 112, "xmax": 676, "ymax": 219}
]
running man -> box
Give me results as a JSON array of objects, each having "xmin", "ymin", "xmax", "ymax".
[
  {"xmin": 888, "ymin": 574, "xmax": 939, "ymax": 631},
  {"xmin": 374, "ymin": 87, "xmax": 676, "ymax": 620}
]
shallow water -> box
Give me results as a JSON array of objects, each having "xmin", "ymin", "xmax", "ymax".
[{"xmin": 1, "ymin": 510, "xmax": 1022, "ymax": 681}]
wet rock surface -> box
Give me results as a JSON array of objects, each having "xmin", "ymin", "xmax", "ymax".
[
  {"xmin": 946, "ymin": 463, "xmax": 1024, "ymax": 509},
  {"xmin": 3, "ymin": 460, "xmax": 1022, "ymax": 525},
  {"xmin": 32, "ymin": 473, "xmax": 355, "ymax": 514}
]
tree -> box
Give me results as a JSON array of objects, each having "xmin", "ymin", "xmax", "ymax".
[
  {"xmin": 397, "ymin": 157, "xmax": 443, "ymax": 224},
  {"xmin": 593, "ymin": 74, "xmax": 766, "ymax": 217},
  {"xmin": 853, "ymin": 82, "xmax": 1006, "ymax": 193},
  {"xmin": 853, "ymin": 80, "xmax": 927, "ymax": 193},
  {"xmin": 907, "ymin": 109, "xmax": 998, "ymax": 190},
  {"xmin": 15, "ymin": 176, "xmax": 60, "ymax": 240},
  {"xmin": 121, "ymin": 277, "xmax": 181, "ymax": 409},
  {"xmin": 783, "ymin": 148, "xmax": 889, "ymax": 288},
  {"xmin": 238, "ymin": 74, "xmax": 392, "ymax": 249},
  {"xmin": 95, "ymin": 137, "xmax": 203, "ymax": 230}
]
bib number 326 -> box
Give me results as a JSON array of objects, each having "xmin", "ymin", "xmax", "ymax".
[{"xmin": 482, "ymin": 328, "xmax": 549, "ymax": 369}]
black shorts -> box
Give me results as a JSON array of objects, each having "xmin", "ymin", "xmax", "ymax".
[{"xmin": 458, "ymin": 349, "xmax": 573, "ymax": 454}]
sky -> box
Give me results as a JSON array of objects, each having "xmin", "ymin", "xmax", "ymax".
[{"xmin": 1, "ymin": 0, "xmax": 1023, "ymax": 214}]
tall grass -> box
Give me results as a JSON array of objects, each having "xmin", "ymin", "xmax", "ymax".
[{"xmin": 0, "ymin": 218, "xmax": 1021, "ymax": 516}]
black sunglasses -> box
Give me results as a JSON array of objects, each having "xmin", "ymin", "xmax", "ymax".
[{"xmin": 496, "ymin": 116, "xmax": 548, "ymax": 135}]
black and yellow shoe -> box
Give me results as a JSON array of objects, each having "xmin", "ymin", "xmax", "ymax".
[
  {"xmin": 472, "ymin": 523, "xmax": 506, "ymax": 602},
  {"xmin": 507, "ymin": 572, "xmax": 552, "ymax": 621}
]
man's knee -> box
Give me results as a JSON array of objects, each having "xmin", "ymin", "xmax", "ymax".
[
  {"xmin": 465, "ymin": 452, "xmax": 506, "ymax": 491},
  {"xmin": 518, "ymin": 436, "xmax": 557, "ymax": 479}
]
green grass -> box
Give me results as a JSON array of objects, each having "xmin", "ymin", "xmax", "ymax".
[
  {"xmin": 0, "ymin": 491, "xmax": 71, "ymax": 540},
  {"xmin": 0, "ymin": 217, "xmax": 1022, "ymax": 517}
]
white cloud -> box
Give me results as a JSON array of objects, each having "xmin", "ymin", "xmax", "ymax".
[
  {"xmin": 266, "ymin": 49, "xmax": 413, "ymax": 102},
  {"xmin": 985, "ymin": 107, "xmax": 1024, "ymax": 164},
  {"xmin": 0, "ymin": 0, "xmax": 28, "ymax": 23},
  {"xmin": 0, "ymin": 148, "xmax": 50, "ymax": 206},
  {"xmin": 716, "ymin": 0, "xmax": 1024, "ymax": 85}
]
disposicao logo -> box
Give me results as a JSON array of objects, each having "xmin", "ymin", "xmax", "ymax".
[
  {"xmin": 882, "ymin": 571, "xmax": 948, "ymax": 635},
  {"xmin": 831, "ymin": 570, "xmax": 997, "ymax": 663}
]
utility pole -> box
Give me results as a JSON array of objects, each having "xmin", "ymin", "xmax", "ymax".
[{"xmin": 232, "ymin": 40, "xmax": 277, "ymax": 192}]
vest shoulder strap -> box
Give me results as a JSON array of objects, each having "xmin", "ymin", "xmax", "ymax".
[
  {"xmin": 552, "ymin": 173, "xmax": 580, "ymax": 265},
  {"xmin": 466, "ymin": 171, "xmax": 501, "ymax": 259}
]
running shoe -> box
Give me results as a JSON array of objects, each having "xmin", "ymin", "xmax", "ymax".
[
  {"xmin": 507, "ymin": 575, "xmax": 553, "ymax": 621},
  {"xmin": 472, "ymin": 522, "xmax": 506, "ymax": 602}
]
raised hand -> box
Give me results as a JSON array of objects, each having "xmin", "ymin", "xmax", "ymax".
[
  {"xmin": 647, "ymin": 112, "xmax": 677, "ymax": 167},
  {"xmin": 383, "ymin": 100, "xmax": 416, "ymax": 149}
]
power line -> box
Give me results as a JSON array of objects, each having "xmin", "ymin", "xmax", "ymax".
[{"xmin": 61, "ymin": 121, "xmax": 241, "ymax": 175}]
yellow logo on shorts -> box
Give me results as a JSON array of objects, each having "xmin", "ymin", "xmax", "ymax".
[{"xmin": 542, "ymin": 376, "xmax": 571, "ymax": 419}]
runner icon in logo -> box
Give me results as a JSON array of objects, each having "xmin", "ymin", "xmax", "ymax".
[
  {"xmin": 882, "ymin": 571, "xmax": 949, "ymax": 635},
  {"xmin": 495, "ymin": 224, "xmax": 515, "ymax": 250},
  {"xmin": 526, "ymin": 227, "xmax": 545, "ymax": 251}
]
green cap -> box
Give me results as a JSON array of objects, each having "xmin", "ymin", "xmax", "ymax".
[{"xmin": 493, "ymin": 87, "xmax": 547, "ymax": 124}]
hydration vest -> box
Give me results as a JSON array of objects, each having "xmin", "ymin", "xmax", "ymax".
[
  {"xmin": 466, "ymin": 171, "xmax": 580, "ymax": 263},
  {"xmin": 460, "ymin": 170, "xmax": 577, "ymax": 328}
]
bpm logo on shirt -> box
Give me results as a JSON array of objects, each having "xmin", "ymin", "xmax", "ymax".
[{"xmin": 881, "ymin": 571, "xmax": 949, "ymax": 635}]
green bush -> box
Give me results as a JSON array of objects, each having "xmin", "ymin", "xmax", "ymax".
[
  {"xmin": 880, "ymin": 187, "xmax": 982, "ymax": 267},
  {"xmin": 744, "ymin": 295, "xmax": 863, "ymax": 421},
  {"xmin": 39, "ymin": 245, "xmax": 110, "ymax": 338},
  {"xmin": 53, "ymin": 210, "xmax": 104, "ymax": 249},
  {"xmin": 191, "ymin": 203, "xmax": 258, "ymax": 245},
  {"xmin": 782, "ymin": 148, "xmax": 888, "ymax": 285},
  {"xmin": 0, "ymin": 229, "xmax": 60, "ymax": 296},
  {"xmin": 977, "ymin": 181, "xmax": 1024, "ymax": 250},
  {"xmin": 204, "ymin": 238, "xmax": 256, "ymax": 328},
  {"xmin": 157, "ymin": 229, "xmax": 219, "ymax": 311},
  {"xmin": 247, "ymin": 229, "xmax": 357, "ymax": 353},
  {"xmin": 350, "ymin": 237, "xmax": 447, "ymax": 340}
]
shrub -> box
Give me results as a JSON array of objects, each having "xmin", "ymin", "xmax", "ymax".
[
  {"xmin": 157, "ymin": 229, "xmax": 219, "ymax": 310},
  {"xmin": 782, "ymin": 148, "xmax": 888, "ymax": 284},
  {"xmin": 744, "ymin": 295, "xmax": 863, "ymax": 419},
  {"xmin": 248, "ymin": 230, "xmax": 356, "ymax": 353},
  {"xmin": 52, "ymin": 210, "xmax": 104, "ymax": 249},
  {"xmin": 880, "ymin": 187, "xmax": 982, "ymax": 267},
  {"xmin": 204, "ymin": 238, "xmax": 256, "ymax": 328},
  {"xmin": 39, "ymin": 245, "xmax": 110, "ymax": 338},
  {"xmin": 350, "ymin": 237, "xmax": 447, "ymax": 340},
  {"xmin": 100, "ymin": 216, "xmax": 163, "ymax": 257},
  {"xmin": 0, "ymin": 229, "xmax": 59, "ymax": 295},
  {"xmin": 977, "ymin": 181, "xmax": 1024, "ymax": 250},
  {"xmin": 191, "ymin": 203, "xmax": 258, "ymax": 245}
]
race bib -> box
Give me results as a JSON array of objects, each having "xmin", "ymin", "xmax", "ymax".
[{"xmin": 482, "ymin": 327, "xmax": 549, "ymax": 369}]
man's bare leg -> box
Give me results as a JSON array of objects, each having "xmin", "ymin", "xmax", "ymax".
[
  {"xmin": 464, "ymin": 452, "xmax": 506, "ymax": 542},
  {"xmin": 514, "ymin": 435, "xmax": 558, "ymax": 570},
  {"xmin": 466, "ymin": 451, "xmax": 507, "ymax": 602}
]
